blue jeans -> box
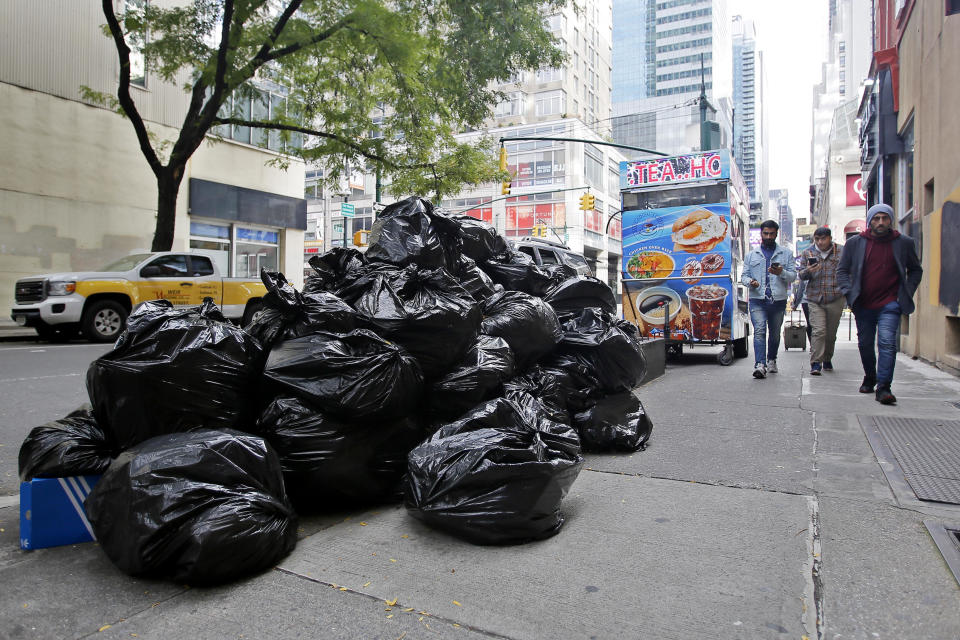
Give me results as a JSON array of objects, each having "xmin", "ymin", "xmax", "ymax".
[
  {"xmin": 749, "ymin": 298, "xmax": 787, "ymax": 365},
  {"xmin": 854, "ymin": 300, "xmax": 901, "ymax": 386}
]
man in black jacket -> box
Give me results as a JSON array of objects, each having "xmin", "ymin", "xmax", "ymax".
[{"xmin": 837, "ymin": 203, "xmax": 923, "ymax": 404}]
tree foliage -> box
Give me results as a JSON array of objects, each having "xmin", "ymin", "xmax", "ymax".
[{"xmin": 92, "ymin": 0, "xmax": 566, "ymax": 250}]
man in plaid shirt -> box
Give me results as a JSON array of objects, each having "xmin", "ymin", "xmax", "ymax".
[{"xmin": 797, "ymin": 226, "xmax": 844, "ymax": 375}]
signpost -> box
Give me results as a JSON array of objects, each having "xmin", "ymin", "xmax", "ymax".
[{"xmin": 340, "ymin": 202, "xmax": 355, "ymax": 218}]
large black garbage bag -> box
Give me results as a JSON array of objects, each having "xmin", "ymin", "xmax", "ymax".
[
  {"xmin": 455, "ymin": 255, "xmax": 501, "ymax": 303},
  {"xmin": 365, "ymin": 196, "xmax": 461, "ymax": 271},
  {"xmin": 84, "ymin": 429, "xmax": 298, "ymax": 585},
  {"xmin": 538, "ymin": 354, "xmax": 603, "ymax": 413},
  {"xmin": 554, "ymin": 308, "xmax": 646, "ymax": 393},
  {"xmin": 405, "ymin": 394, "xmax": 583, "ymax": 545},
  {"xmin": 304, "ymin": 248, "xmax": 368, "ymax": 294},
  {"xmin": 257, "ymin": 396, "xmax": 427, "ymax": 510},
  {"xmin": 482, "ymin": 249, "xmax": 557, "ymax": 297},
  {"xmin": 544, "ymin": 276, "xmax": 617, "ymax": 315},
  {"xmin": 18, "ymin": 405, "xmax": 116, "ymax": 481},
  {"xmin": 451, "ymin": 214, "xmax": 508, "ymax": 262},
  {"xmin": 245, "ymin": 269, "xmax": 357, "ymax": 349},
  {"xmin": 573, "ymin": 392, "xmax": 653, "ymax": 452},
  {"xmin": 263, "ymin": 329, "xmax": 423, "ymax": 420},
  {"xmin": 351, "ymin": 266, "xmax": 481, "ymax": 379},
  {"xmin": 427, "ymin": 335, "xmax": 516, "ymax": 420},
  {"xmin": 502, "ymin": 366, "xmax": 569, "ymax": 425},
  {"xmin": 86, "ymin": 299, "xmax": 264, "ymax": 450},
  {"xmin": 480, "ymin": 291, "xmax": 562, "ymax": 370}
]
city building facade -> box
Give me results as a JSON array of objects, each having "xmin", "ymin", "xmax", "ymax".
[
  {"xmin": 731, "ymin": 15, "xmax": 769, "ymax": 223},
  {"xmin": 611, "ymin": 0, "xmax": 734, "ymax": 157},
  {"xmin": 862, "ymin": 0, "xmax": 960, "ymax": 372},
  {"xmin": 0, "ymin": 1, "xmax": 308, "ymax": 309},
  {"xmin": 769, "ymin": 189, "xmax": 794, "ymax": 247}
]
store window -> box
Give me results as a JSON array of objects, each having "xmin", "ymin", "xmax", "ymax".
[
  {"xmin": 235, "ymin": 227, "xmax": 279, "ymax": 277},
  {"xmin": 189, "ymin": 222, "xmax": 231, "ymax": 274}
]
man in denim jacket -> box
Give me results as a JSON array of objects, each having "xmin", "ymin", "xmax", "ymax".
[{"xmin": 740, "ymin": 219, "xmax": 796, "ymax": 378}]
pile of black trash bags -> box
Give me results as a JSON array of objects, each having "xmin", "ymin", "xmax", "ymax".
[{"xmin": 17, "ymin": 196, "xmax": 653, "ymax": 584}]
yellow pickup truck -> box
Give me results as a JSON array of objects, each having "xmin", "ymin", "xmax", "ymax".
[{"xmin": 11, "ymin": 252, "xmax": 267, "ymax": 342}]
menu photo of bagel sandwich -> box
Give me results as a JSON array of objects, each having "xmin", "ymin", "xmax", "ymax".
[{"xmin": 670, "ymin": 208, "xmax": 728, "ymax": 254}]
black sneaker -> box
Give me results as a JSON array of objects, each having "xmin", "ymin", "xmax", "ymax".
[
  {"xmin": 859, "ymin": 377, "xmax": 876, "ymax": 394},
  {"xmin": 875, "ymin": 386, "xmax": 897, "ymax": 405},
  {"xmin": 823, "ymin": 361, "xmax": 833, "ymax": 371},
  {"xmin": 810, "ymin": 362, "xmax": 822, "ymax": 375}
]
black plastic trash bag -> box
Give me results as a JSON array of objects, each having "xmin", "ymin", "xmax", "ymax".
[
  {"xmin": 537, "ymin": 355, "xmax": 603, "ymax": 413},
  {"xmin": 245, "ymin": 269, "xmax": 357, "ymax": 349},
  {"xmin": 257, "ymin": 396, "xmax": 427, "ymax": 510},
  {"xmin": 454, "ymin": 255, "xmax": 501, "ymax": 303},
  {"xmin": 451, "ymin": 214, "xmax": 508, "ymax": 262},
  {"xmin": 263, "ymin": 329, "xmax": 424, "ymax": 420},
  {"xmin": 84, "ymin": 429, "xmax": 298, "ymax": 585},
  {"xmin": 304, "ymin": 247, "xmax": 369, "ymax": 294},
  {"xmin": 543, "ymin": 275, "xmax": 617, "ymax": 315},
  {"xmin": 405, "ymin": 394, "xmax": 583, "ymax": 545},
  {"xmin": 481, "ymin": 249, "xmax": 557, "ymax": 297},
  {"xmin": 427, "ymin": 335, "xmax": 516, "ymax": 420},
  {"xmin": 573, "ymin": 392, "xmax": 653, "ymax": 452},
  {"xmin": 351, "ymin": 266, "xmax": 481, "ymax": 379},
  {"xmin": 502, "ymin": 365, "xmax": 569, "ymax": 425},
  {"xmin": 86, "ymin": 299, "xmax": 264, "ymax": 450},
  {"xmin": 554, "ymin": 308, "xmax": 647, "ymax": 393},
  {"xmin": 480, "ymin": 290, "xmax": 562, "ymax": 370},
  {"xmin": 18, "ymin": 405, "xmax": 116, "ymax": 481},
  {"xmin": 365, "ymin": 196, "xmax": 461, "ymax": 271}
]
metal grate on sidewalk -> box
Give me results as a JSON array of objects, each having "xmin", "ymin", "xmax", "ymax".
[{"xmin": 870, "ymin": 416, "xmax": 960, "ymax": 505}]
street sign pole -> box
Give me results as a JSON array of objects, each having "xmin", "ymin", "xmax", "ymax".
[{"xmin": 340, "ymin": 202, "xmax": 355, "ymax": 247}]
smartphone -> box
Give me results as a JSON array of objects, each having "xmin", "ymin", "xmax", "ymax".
[
  {"xmin": 807, "ymin": 257, "xmax": 819, "ymax": 265},
  {"xmin": 771, "ymin": 262, "xmax": 781, "ymax": 268}
]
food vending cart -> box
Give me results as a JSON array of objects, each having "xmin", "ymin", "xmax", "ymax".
[{"xmin": 619, "ymin": 149, "xmax": 751, "ymax": 365}]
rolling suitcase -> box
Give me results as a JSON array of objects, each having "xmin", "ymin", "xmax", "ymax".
[{"xmin": 783, "ymin": 310, "xmax": 806, "ymax": 351}]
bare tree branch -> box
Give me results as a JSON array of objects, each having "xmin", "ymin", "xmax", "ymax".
[{"xmin": 101, "ymin": 0, "xmax": 162, "ymax": 177}]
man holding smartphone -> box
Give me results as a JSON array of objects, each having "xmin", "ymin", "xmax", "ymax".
[
  {"xmin": 798, "ymin": 226, "xmax": 844, "ymax": 375},
  {"xmin": 741, "ymin": 219, "xmax": 796, "ymax": 379}
]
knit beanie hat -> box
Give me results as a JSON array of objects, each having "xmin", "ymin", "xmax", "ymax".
[{"xmin": 866, "ymin": 203, "xmax": 894, "ymax": 226}]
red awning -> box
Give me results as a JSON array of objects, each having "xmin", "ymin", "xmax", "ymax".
[{"xmin": 844, "ymin": 219, "xmax": 866, "ymax": 234}]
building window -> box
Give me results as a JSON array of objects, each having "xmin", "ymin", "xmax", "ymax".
[
  {"xmin": 584, "ymin": 144, "xmax": 603, "ymax": 188},
  {"xmin": 189, "ymin": 222, "xmax": 231, "ymax": 275},
  {"xmin": 536, "ymin": 67, "xmax": 563, "ymax": 83},
  {"xmin": 495, "ymin": 92, "xmax": 524, "ymax": 117},
  {"xmin": 535, "ymin": 90, "xmax": 565, "ymax": 116},
  {"xmin": 123, "ymin": 0, "xmax": 147, "ymax": 87},
  {"xmin": 235, "ymin": 227, "xmax": 279, "ymax": 277}
]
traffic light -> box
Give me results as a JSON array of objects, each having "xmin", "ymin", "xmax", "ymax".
[
  {"xmin": 352, "ymin": 229, "xmax": 370, "ymax": 246},
  {"xmin": 579, "ymin": 192, "xmax": 595, "ymax": 211},
  {"xmin": 499, "ymin": 146, "xmax": 511, "ymax": 195},
  {"xmin": 532, "ymin": 224, "xmax": 547, "ymax": 237}
]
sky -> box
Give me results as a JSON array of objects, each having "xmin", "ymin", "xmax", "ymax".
[{"xmin": 728, "ymin": 0, "xmax": 830, "ymax": 220}]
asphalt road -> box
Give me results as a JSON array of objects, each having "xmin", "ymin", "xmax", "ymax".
[{"xmin": 0, "ymin": 342, "xmax": 112, "ymax": 496}]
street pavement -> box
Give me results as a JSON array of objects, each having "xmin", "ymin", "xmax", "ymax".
[{"xmin": 1, "ymin": 329, "xmax": 959, "ymax": 639}]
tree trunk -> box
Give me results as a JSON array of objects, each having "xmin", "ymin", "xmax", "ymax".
[{"xmin": 151, "ymin": 167, "xmax": 186, "ymax": 252}]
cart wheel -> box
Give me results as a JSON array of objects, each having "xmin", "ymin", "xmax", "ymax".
[
  {"xmin": 732, "ymin": 336, "xmax": 749, "ymax": 359},
  {"xmin": 717, "ymin": 344, "xmax": 734, "ymax": 366},
  {"xmin": 666, "ymin": 343, "xmax": 683, "ymax": 361}
]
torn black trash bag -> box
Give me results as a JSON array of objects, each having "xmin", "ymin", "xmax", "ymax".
[
  {"xmin": 554, "ymin": 308, "xmax": 646, "ymax": 393},
  {"xmin": 257, "ymin": 396, "xmax": 427, "ymax": 510},
  {"xmin": 543, "ymin": 275, "xmax": 617, "ymax": 315},
  {"xmin": 351, "ymin": 266, "xmax": 481, "ymax": 379},
  {"xmin": 18, "ymin": 405, "xmax": 116, "ymax": 481},
  {"xmin": 427, "ymin": 335, "xmax": 515, "ymax": 421},
  {"xmin": 480, "ymin": 290, "xmax": 562, "ymax": 370},
  {"xmin": 573, "ymin": 392, "xmax": 653, "ymax": 452},
  {"xmin": 245, "ymin": 269, "xmax": 357, "ymax": 349},
  {"xmin": 262, "ymin": 329, "xmax": 424, "ymax": 420},
  {"xmin": 365, "ymin": 196, "xmax": 460, "ymax": 271},
  {"xmin": 83, "ymin": 429, "xmax": 298, "ymax": 585},
  {"xmin": 86, "ymin": 299, "xmax": 264, "ymax": 450},
  {"xmin": 405, "ymin": 394, "xmax": 583, "ymax": 545}
]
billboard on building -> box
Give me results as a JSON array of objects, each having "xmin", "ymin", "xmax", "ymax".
[
  {"xmin": 846, "ymin": 174, "xmax": 867, "ymax": 207},
  {"xmin": 620, "ymin": 151, "xmax": 731, "ymax": 190}
]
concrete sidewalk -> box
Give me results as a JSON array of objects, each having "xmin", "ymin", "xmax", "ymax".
[{"xmin": 2, "ymin": 332, "xmax": 959, "ymax": 638}]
